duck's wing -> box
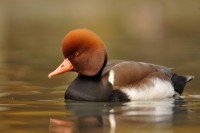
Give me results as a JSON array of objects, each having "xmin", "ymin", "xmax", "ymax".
[
  {"xmin": 102, "ymin": 60, "xmax": 124, "ymax": 75},
  {"xmin": 102, "ymin": 60, "xmax": 174, "ymax": 89}
]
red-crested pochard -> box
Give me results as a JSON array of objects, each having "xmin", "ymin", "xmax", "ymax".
[{"xmin": 48, "ymin": 29, "xmax": 194, "ymax": 102}]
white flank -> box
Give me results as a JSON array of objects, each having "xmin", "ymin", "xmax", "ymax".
[
  {"xmin": 121, "ymin": 78, "xmax": 175, "ymax": 100},
  {"xmin": 108, "ymin": 69, "xmax": 115, "ymax": 85}
]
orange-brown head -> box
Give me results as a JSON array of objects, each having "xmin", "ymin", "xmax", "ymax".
[{"xmin": 48, "ymin": 29, "xmax": 107, "ymax": 78}]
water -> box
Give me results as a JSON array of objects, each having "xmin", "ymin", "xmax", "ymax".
[
  {"xmin": 0, "ymin": 0, "xmax": 200, "ymax": 133},
  {"xmin": 1, "ymin": 92, "xmax": 200, "ymax": 133}
]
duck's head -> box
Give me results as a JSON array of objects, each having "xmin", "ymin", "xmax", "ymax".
[{"xmin": 48, "ymin": 29, "xmax": 107, "ymax": 78}]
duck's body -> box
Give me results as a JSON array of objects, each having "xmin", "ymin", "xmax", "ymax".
[
  {"xmin": 65, "ymin": 60, "xmax": 193, "ymax": 101},
  {"xmin": 49, "ymin": 29, "xmax": 194, "ymax": 102}
]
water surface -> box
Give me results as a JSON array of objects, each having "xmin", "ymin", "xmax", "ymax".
[{"xmin": 0, "ymin": 0, "xmax": 200, "ymax": 133}]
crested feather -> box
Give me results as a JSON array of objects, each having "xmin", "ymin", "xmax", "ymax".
[{"xmin": 62, "ymin": 29, "xmax": 107, "ymax": 76}]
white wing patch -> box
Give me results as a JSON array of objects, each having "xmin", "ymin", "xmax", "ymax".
[
  {"xmin": 108, "ymin": 69, "xmax": 115, "ymax": 85},
  {"xmin": 121, "ymin": 78, "xmax": 175, "ymax": 100}
]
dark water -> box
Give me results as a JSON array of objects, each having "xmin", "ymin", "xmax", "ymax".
[{"xmin": 0, "ymin": 0, "xmax": 200, "ymax": 133}]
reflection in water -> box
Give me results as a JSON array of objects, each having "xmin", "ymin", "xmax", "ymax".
[
  {"xmin": 122, "ymin": 99, "xmax": 174, "ymax": 122},
  {"xmin": 49, "ymin": 118, "xmax": 74, "ymax": 133},
  {"xmin": 109, "ymin": 109, "xmax": 116, "ymax": 133},
  {"xmin": 50, "ymin": 102, "xmax": 109, "ymax": 133},
  {"xmin": 50, "ymin": 99, "xmax": 175, "ymax": 133}
]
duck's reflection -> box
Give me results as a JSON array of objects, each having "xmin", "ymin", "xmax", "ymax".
[
  {"xmin": 49, "ymin": 99, "xmax": 175, "ymax": 133},
  {"xmin": 49, "ymin": 118, "xmax": 74, "ymax": 133},
  {"xmin": 121, "ymin": 98, "xmax": 175, "ymax": 122},
  {"xmin": 49, "ymin": 101, "xmax": 110, "ymax": 133}
]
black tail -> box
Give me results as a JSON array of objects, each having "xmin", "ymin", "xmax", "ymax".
[{"xmin": 171, "ymin": 74, "xmax": 194, "ymax": 95}]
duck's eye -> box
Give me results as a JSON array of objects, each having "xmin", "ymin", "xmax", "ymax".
[{"xmin": 74, "ymin": 52, "xmax": 79, "ymax": 56}]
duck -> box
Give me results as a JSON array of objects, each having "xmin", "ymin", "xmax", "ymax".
[{"xmin": 48, "ymin": 28, "xmax": 194, "ymax": 102}]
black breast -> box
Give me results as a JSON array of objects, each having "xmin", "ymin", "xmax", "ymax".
[{"xmin": 65, "ymin": 75, "xmax": 113, "ymax": 101}]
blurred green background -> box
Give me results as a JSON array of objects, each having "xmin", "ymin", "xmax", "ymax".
[{"xmin": 0, "ymin": 0, "xmax": 199, "ymax": 91}]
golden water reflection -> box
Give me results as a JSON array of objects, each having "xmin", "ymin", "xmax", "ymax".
[{"xmin": 48, "ymin": 98, "xmax": 200, "ymax": 133}]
